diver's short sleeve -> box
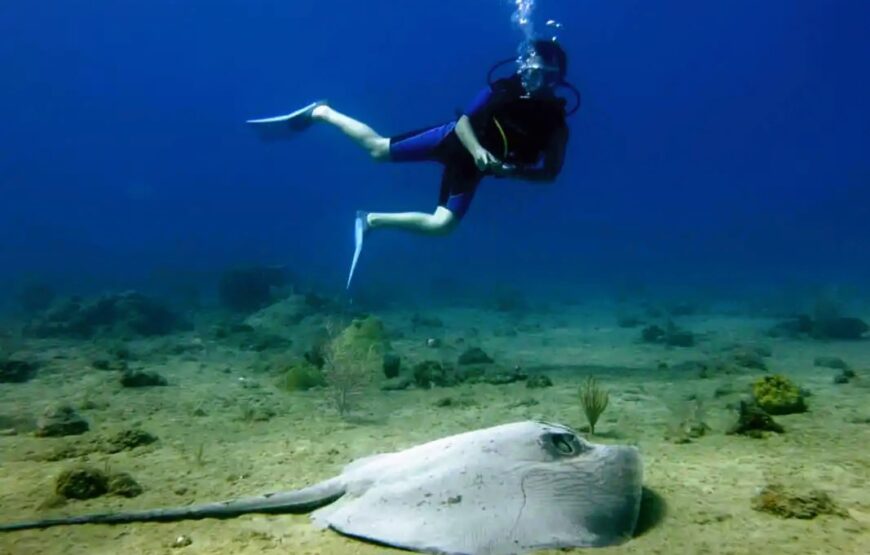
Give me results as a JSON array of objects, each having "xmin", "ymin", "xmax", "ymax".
[
  {"xmin": 462, "ymin": 78, "xmax": 519, "ymax": 130},
  {"xmin": 462, "ymin": 86, "xmax": 494, "ymax": 119}
]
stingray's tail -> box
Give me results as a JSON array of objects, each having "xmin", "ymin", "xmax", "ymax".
[{"xmin": 0, "ymin": 478, "xmax": 345, "ymax": 532}]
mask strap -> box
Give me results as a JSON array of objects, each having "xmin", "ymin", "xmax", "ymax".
[{"xmin": 487, "ymin": 57, "xmax": 518, "ymax": 87}]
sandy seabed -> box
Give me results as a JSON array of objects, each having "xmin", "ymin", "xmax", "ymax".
[{"xmin": 1, "ymin": 304, "xmax": 868, "ymax": 555}]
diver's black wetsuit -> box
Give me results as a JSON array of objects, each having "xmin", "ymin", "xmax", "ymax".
[{"xmin": 388, "ymin": 75, "xmax": 570, "ymax": 218}]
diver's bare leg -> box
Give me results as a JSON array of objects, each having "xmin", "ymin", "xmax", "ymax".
[
  {"xmin": 367, "ymin": 206, "xmax": 457, "ymax": 236},
  {"xmin": 311, "ymin": 105, "xmax": 390, "ymax": 160},
  {"xmin": 313, "ymin": 108, "xmax": 457, "ymax": 236}
]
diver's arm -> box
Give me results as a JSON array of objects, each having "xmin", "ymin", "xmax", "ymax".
[
  {"xmin": 456, "ymin": 85, "xmax": 492, "ymax": 155},
  {"xmin": 457, "ymin": 115, "xmax": 499, "ymax": 170},
  {"xmin": 457, "ymin": 87, "xmax": 501, "ymax": 170},
  {"xmin": 455, "ymin": 115, "xmax": 486, "ymax": 156}
]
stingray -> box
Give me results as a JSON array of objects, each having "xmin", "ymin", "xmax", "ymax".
[{"xmin": 0, "ymin": 421, "xmax": 643, "ymax": 554}]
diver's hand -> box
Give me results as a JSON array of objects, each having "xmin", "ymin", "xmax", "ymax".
[
  {"xmin": 472, "ymin": 147, "xmax": 500, "ymax": 172},
  {"xmin": 490, "ymin": 163, "xmax": 516, "ymax": 178}
]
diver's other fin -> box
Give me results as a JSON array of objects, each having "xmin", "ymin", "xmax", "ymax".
[
  {"xmin": 346, "ymin": 211, "xmax": 369, "ymax": 290},
  {"xmin": 246, "ymin": 100, "xmax": 326, "ymax": 141}
]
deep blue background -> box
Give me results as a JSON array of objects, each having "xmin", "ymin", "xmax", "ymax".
[{"xmin": 1, "ymin": 1, "xmax": 867, "ymax": 302}]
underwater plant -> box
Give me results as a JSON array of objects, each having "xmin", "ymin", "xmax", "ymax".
[
  {"xmin": 322, "ymin": 343, "xmax": 378, "ymax": 418},
  {"xmin": 193, "ymin": 443, "xmax": 207, "ymax": 466},
  {"xmin": 280, "ymin": 359, "xmax": 326, "ymax": 391},
  {"xmin": 579, "ymin": 376, "xmax": 609, "ymax": 435},
  {"xmin": 328, "ymin": 315, "xmax": 391, "ymax": 359}
]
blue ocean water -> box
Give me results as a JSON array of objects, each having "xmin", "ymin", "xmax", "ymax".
[
  {"xmin": 0, "ymin": 0, "xmax": 867, "ymax": 304},
  {"xmin": 2, "ymin": 4, "xmax": 870, "ymax": 552}
]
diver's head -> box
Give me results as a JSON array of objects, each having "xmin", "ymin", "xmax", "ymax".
[{"xmin": 519, "ymin": 39, "xmax": 568, "ymax": 94}]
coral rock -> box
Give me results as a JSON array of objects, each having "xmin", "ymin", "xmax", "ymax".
[
  {"xmin": 218, "ymin": 266, "xmax": 287, "ymax": 312},
  {"xmin": 103, "ymin": 429, "xmax": 157, "ymax": 453},
  {"xmin": 280, "ymin": 360, "xmax": 325, "ymax": 391},
  {"xmin": 108, "ymin": 472, "xmax": 143, "ymax": 498},
  {"xmin": 526, "ymin": 374, "xmax": 554, "ymax": 389},
  {"xmin": 26, "ymin": 292, "xmax": 187, "ymax": 339},
  {"xmin": 457, "ymin": 347, "xmax": 494, "ymax": 365},
  {"xmin": 35, "ymin": 404, "xmax": 89, "ymax": 437},
  {"xmin": 727, "ymin": 399, "xmax": 784, "ymax": 436},
  {"xmin": 752, "ymin": 484, "xmax": 845, "ymax": 519},
  {"xmin": 752, "ymin": 375, "xmax": 807, "ymax": 415},
  {"xmin": 120, "ymin": 370, "xmax": 168, "ymax": 388},
  {"xmin": 0, "ymin": 359, "xmax": 37, "ymax": 383},
  {"xmin": 382, "ymin": 352, "xmax": 401, "ymax": 379},
  {"xmin": 56, "ymin": 467, "xmax": 109, "ymax": 499}
]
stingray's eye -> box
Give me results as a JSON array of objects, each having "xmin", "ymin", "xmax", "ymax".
[{"xmin": 550, "ymin": 433, "xmax": 577, "ymax": 455}]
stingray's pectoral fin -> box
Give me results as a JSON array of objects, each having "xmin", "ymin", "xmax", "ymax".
[{"xmin": 0, "ymin": 478, "xmax": 345, "ymax": 532}]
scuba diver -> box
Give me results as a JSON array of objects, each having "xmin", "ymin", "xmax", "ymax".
[{"xmin": 247, "ymin": 39, "xmax": 578, "ymax": 287}]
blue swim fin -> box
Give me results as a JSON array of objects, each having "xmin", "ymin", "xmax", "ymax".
[
  {"xmin": 246, "ymin": 100, "xmax": 327, "ymax": 141},
  {"xmin": 346, "ymin": 211, "xmax": 370, "ymax": 290}
]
